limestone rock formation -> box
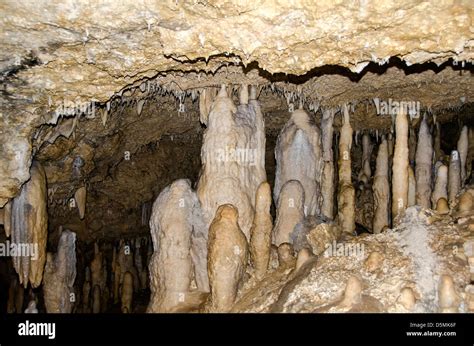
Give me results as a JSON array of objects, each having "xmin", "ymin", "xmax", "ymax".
[
  {"xmin": 197, "ymin": 85, "xmax": 266, "ymax": 240},
  {"xmin": 320, "ymin": 109, "xmax": 335, "ymax": 220},
  {"xmin": 9, "ymin": 161, "xmax": 48, "ymax": 288},
  {"xmin": 206, "ymin": 204, "xmax": 248, "ymax": 312},
  {"xmin": 373, "ymin": 138, "xmax": 390, "ymax": 233},
  {"xmin": 392, "ymin": 110, "xmax": 409, "ymax": 221},
  {"xmin": 121, "ymin": 271, "xmax": 134, "ymax": 313},
  {"xmin": 273, "ymin": 180, "xmax": 305, "ymax": 246},
  {"xmin": 274, "ymin": 109, "xmax": 322, "ymax": 217},
  {"xmin": 415, "ymin": 116, "xmax": 433, "ymax": 209},
  {"xmin": 249, "ymin": 182, "xmax": 273, "ymax": 280},
  {"xmin": 43, "ymin": 230, "xmax": 77, "ymax": 313},
  {"xmin": 148, "ymin": 179, "xmax": 206, "ymax": 312},
  {"xmin": 337, "ymin": 107, "xmax": 355, "ymax": 234}
]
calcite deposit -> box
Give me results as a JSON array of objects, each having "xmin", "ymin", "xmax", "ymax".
[{"xmin": 0, "ymin": 0, "xmax": 472, "ymax": 318}]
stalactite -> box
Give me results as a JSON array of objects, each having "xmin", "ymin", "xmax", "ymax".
[
  {"xmin": 337, "ymin": 106, "xmax": 355, "ymax": 234},
  {"xmin": 197, "ymin": 84, "xmax": 266, "ymax": 241},
  {"xmin": 407, "ymin": 166, "xmax": 416, "ymax": 207},
  {"xmin": 148, "ymin": 179, "xmax": 206, "ymax": 312},
  {"xmin": 372, "ymin": 138, "xmax": 390, "ymax": 233},
  {"xmin": 432, "ymin": 163, "xmax": 448, "ymax": 208},
  {"xmin": 415, "ymin": 116, "xmax": 433, "ymax": 209},
  {"xmin": 273, "ymin": 180, "xmax": 305, "ymax": 246},
  {"xmin": 274, "ymin": 108, "xmax": 322, "ymax": 216},
  {"xmin": 387, "ymin": 133, "xmax": 394, "ymax": 157},
  {"xmin": 206, "ymin": 204, "xmax": 248, "ymax": 312},
  {"xmin": 433, "ymin": 122, "xmax": 443, "ymax": 162},
  {"xmin": 121, "ymin": 271, "xmax": 133, "ymax": 313},
  {"xmin": 198, "ymin": 87, "xmax": 217, "ymax": 126},
  {"xmin": 10, "ymin": 161, "xmax": 48, "ymax": 288},
  {"xmin": 100, "ymin": 108, "xmax": 108, "ymax": 127},
  {"xmin": 391, "ymin": 110, "xmax": 409, "ymax": 221},
  {"xmin": 3, "ymin": 201, "xmax": 11, "ymax": 237},
  {"xmin": 408, "ymin": 127, "xmax": 417, "ymax": 165},
  {"xmin": 457, "ymin": 126, "xmax": 468, "ymax": 184},
  {"xmin": 43, "ymin": 230, "xmax": 77, "ymax": 313},
  {"xmin": 249, "ymin": 182, "xmax": 273, "ymax": 280},
  {"xmin": 321, "ymin": 109, "xmax": 335, "ymax": 219},
  {"xmin": 74, "ymin": 186, "xmax": 86, "ymax": 219},
  {"xmin": 448, "ymin": 150, "xmax": 461, "ymax": 208}
]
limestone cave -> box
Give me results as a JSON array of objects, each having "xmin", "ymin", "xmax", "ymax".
[{"xmin": 0, "ymin": 1, "xmax": 473, "ymax": 320}]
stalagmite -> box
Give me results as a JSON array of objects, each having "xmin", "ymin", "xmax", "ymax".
[
  {"xmin": 448, "ymin": 150, "xmax": 461, "ymax": 207},
  {"xmin": 438, "ymin": 275, "xmax": 460, "ymax": 313},
  {"xmin": 436, "ymin": 198, "xmax": 449, "ymax": 215},
  {"xmin": 407, "ymin": 166, "xmax": 416, "ymax": 207},
  {"xmin": 457, "ymin": 126, "xmax": 468, "ymax": 184},
  {"xmin": 90, "ymin": 243, "xmax": 107, "ymax": 300},
  {"xmin": 277, "ymin": 243, "xmax": 296, "ymax": 268},
  {"xmin": 92, "ymin": 285, "xmax": 101, "ymax": 313},
  {"xmin": 458, "ymin": 190, "xmax": 473, "ymax": 213},
  {"xmin": 392, "ymin": 110, "xmax": 409, "ymax": 221},
  {"xmin": 340, "ymin": 276, "xmax": 363, "ymax": 308},
  {"xmin": 337, "ymin": 107, "xmax": 355, "ymax": 234},
  {"xmin": 432, "ymin": 164, "xmax": 448, "ymax": 208},
  {"xmin": 43, "ymin": 230, "xmax": 77, "ymax": 313},
  {"xmin": 15, "ymin": 284, "xmax": 24, "ymax": 313},
  {"xmin": 82, "ymin": 277, "xmax": 91, "ymax": 313},
  {"xmin": 372, "ymin": 138, "xmax": 390, "ymax": 233},
  {"xmin": 121, "ymin": 271, "xmax": 133, "ymax": 313},
  {"xmin": 398, "ymin": 287, "xmax": 416, "ymax": 311},
  {"xmin": 148, "ymin": 179, "xmax": 206, "ymax": 312},
  {"xmin": 358, "ymin": 133, "xmax": 372, "ymax": 185},
  {"xmin": 134, "ymin": 238, "xmax": 147, "ymax": 290},
  {"xmin": 364, "ymin": 252, "xmax": 384, "ymax": 273},
  {"xmin": 415, "ymin": 116, "xmax": 433, "ymax": 209},
  {"xmin": 206, "ymin": 204, "xmax": 248, "ymax": 312},
  {"xmin": 249, "ymin": 182, "xmax": 273, "ymax": 280},
  {"xmin": 295, "ymin": 248, "xmax": 314, "ymax": 271},
  {"xmin": 468, "ymin": 127, "xmax": 474, "ymax": 180},
  {"xmin": 24, "ymin": 300, "xmax": 38, "ymax": 313},
  {"xmin": 321, "ymin": 109, "xmax": 335, "ymax": 219},
  {"xmin": 273, "ymin": 180, "xmax": 305, "ymax": 246},
  {"xmin": 274, "ymin": 108, "xmax": 322, "ymax": 216},
  {"xmin": 10, "ymin": 161, "xmax": 48, "ymax": 288},
  {"xmin": 74, "ymin": 186, "xmax": 86, "ymax": 219},
  {"xmin": 197, "ymin": 84, "xmax": 266, "ymax": 241}
]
